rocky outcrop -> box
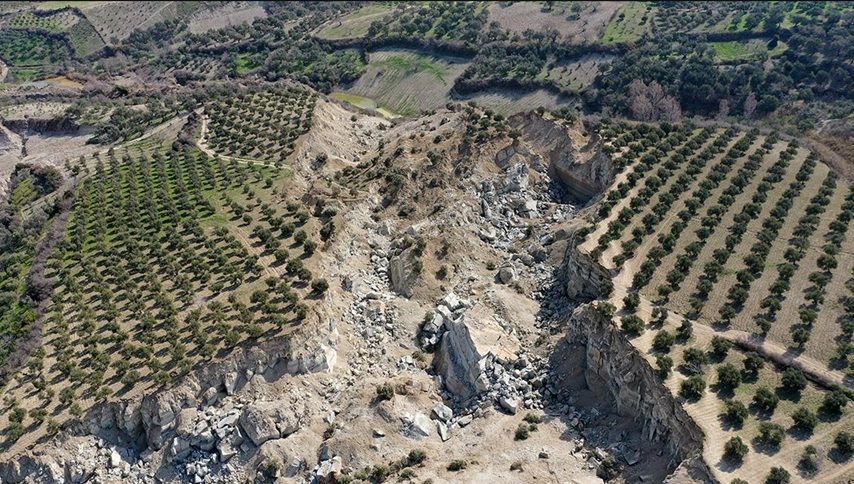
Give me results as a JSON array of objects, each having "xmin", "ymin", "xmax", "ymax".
[
  {"xmin": 563, "ymin": 238, "xmax": 612, "ymax": 302},
  {"xmin": 2, "ymin": 116, "xmax": 80, "ymax": 135},
  {"xmin": 565, "ymin": 303, "xmax": 706, "ymax": 461},
  {"xmin": 239, "ymin": 401, "xmax": 301, "ymax": 446},
  {"xmin": 0, "ymin": 321, "xmax": 338, "ymax": 484},
  {"xmin": 512, "ymin": 113, "xmax": 614, "ymax": 204}
]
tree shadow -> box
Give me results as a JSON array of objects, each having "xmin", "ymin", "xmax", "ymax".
[
  {"xmin": 750, "ymin": 437, "xmax": 781, "ymax": 456},
  {"xmin": 829, "ymin": 448, "xmax": 853, "ymax": 464}
]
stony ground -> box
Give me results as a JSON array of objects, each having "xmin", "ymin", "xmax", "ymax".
[{"xmin": 0, "ymin": 95, "xmax": 695, "ymax": 484}]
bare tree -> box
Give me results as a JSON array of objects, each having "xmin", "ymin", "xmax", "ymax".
[
  {"xmin": 744, "ymin": 92, "xmax": 757, "ymax": 119},
  {"xmin": 628, "ymin": 79, "xmax": 682, "ymax": 122},
  {"xmin": 717, "ymin": 99, "xmax": 730, "ymax": 120},
  {"xmin": 659, "ymin": 97, "xmax": 683, "ymax": 122},
  {"xmin": 631, "ymin": 94, "xmax": 656, "ymax": 122}
]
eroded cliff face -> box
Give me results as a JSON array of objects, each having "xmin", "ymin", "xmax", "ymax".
[
  {"xmin": 0, "ymin": 323, "xmax": 338, "ymax": 484},
  {"xmin": 565, "ymin": 304, "xmax": 706, "ymax": 460},
  {"xmin": 511, "ymin": 112, "xmax": 614, "ymax": 205},
  {"xmin": 563, "ymin": 235, "xmax": 612, "ymax": 302}
]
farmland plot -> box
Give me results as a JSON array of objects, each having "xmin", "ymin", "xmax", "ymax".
[{"xmin": 579, "ymin": 121, "xmax": 854, "ymax": 483}]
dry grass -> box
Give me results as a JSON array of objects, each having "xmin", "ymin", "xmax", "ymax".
[{"xmin": 487, "ymin": 1, "xmax": 623, "ymax": 41}]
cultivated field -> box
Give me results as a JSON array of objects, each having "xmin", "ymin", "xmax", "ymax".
[
  {"xmin": 204, "ymin": 86, "xmax": 317, "ymax": 163},
  {"xmin": 83, "ymin": 1, "xmax": 186, "ymax": 43},
  {"xmin": 602, "ymin": 2, "xmax": 652, "ymax": 43},
  {"xmin": 316, "ymin": 3, "xmax": 394, "ymax": 39},
  {"xmin": 344, "ymin": 49, "xmax": 469, "ymax": 117},
  {"xmin": 486, "ymin": 1, "xmax": 623, "ymax": 41},
  {"xmin": 0, "ymin": 95, "xmax": 335, "ymax": 453},
  {"xmin": 546, "ymin": 53, "xmax": 613, "ymax": 91},
  {"xmin": 579, "ymin": 122, "xmax": 854, "ymax": 483}
]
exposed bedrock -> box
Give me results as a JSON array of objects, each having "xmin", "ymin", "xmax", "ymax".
[{"xmin": 507, "ymin": 112, "xmax": 615, "ymax": 205}]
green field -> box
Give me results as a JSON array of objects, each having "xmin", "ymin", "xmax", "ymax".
[
  {"xmin": 712, "ymin": 39, "xmax": 787, "ymax": 61},
  {"xmin": 67, "ymin": 17, "xmax": 104, "ymax": 57},
  {"xmin": 343, "ymin": 50, "xmax": 468, "ymax": 118},
  {"xmin": 603, "ymin": 2, "xmax": 651, "ymax": 44}
]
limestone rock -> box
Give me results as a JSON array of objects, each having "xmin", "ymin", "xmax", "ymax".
[
  {"xmin": 316, "ymin": 456, "xmax": 342, "ymax": 484},
  {"xmin": 404, "ymin": 413, "xmax": 434, "ymax": 440},
  {"xmin": 432, "ymin": 403, "xmax": 453, "ymax": 423},
  {"xmin": 499, "ymin": 396, "xmax": 519, "ymax": 415},
  {"xmin": 498, "ymin": 263, "xmax": 517, "ymax": 284},
  {"xmin": 239, "ymin": 401, "xmax": 300, "ymax": 446}
]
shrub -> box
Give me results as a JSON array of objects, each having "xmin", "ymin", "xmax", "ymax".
[
  {"xmin": 652, "ymin": 330, "xmax": 674, "ymax": 353},
  {"xmin": 622, "ymin": 292, "xmax": 640, "ymax": 312},
  {"xmin": 407, "ymin": 449, "xmax": 427, "ymax": 466},
  {"xmin": 710, "ymin": 336, "xmax": 731, "ymax": 357},
  {"xmin": 523, "ymin": 413, "xmax": 542, "ymax": 424},
  {"xmin": 716, "ymin": 364, "xmax": 741, "ymax": 391},
  {"xmin": 679, "ymin": 375, "xmax": 706, "ymax": 401},
  {"xmin": 620, "ymin": 315, "xmax": 645, "ymax": 336},
  {"xmin": 376, "ymin": 383, "xmax": 394, "ymax": 401},
  {"xmin": 753, "ymin": 387, "xmax": 779, "ymax": 413},
  {"xmin": 836, "ymin": 431, "xmax": 854, "ymax": 454},
  {"xmin": 722, "ymin": 399, "xmax": 748, "ymax": 426},
  {"xmin": 447, "ymin": 460, "xmax": 467, "ymax": 471},
  {"xmin": 743, "ymin": 352, "xmax": 764, "ymax": 377},
  {"xmin": 311, "ymin": 278, "xmax": 329, "ymax": 294},
  {"xmin": 757, "ymin": 422, "xmax": 785, "ymax": 447},
  {"xmin": 792, "ymin": 407, "xmax": 818, "ymax": 433},
  {"xmin": 765, "ymin": 467, "xmax": 790, "ymax": 484},
  {"xmin": 683, "ymin": 347, "xmax": 708, "ymax": 371},
  {"xmin": 723, "ymin": 436, "xmax": 748, "ymax": 462},
  {"xmin": 514, "ymin": 424, "xmax": 530, "ymax": 440},
  {"xmin": 676, "ymin": 318, "xmax": 693, "ymax": 339},
  {"xmin": 799, "ymin": 445, "xmax": 818, "ymax": 473}
]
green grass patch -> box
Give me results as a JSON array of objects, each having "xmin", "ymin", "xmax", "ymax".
[
  {"xmin": 234, "ymin": 53, "xmax": 263, "ymax": 74},
  {"xmin": 10, "ymin": 178, "xmax": 38, "ymax": 210},
  {"xmin": 711, "ymin": 39, "xmax": 787, "ymax": 61},
  {"xmin": 603, "ymin": 3, "xmax": 651, "ymax": 44},
  {"xmin": 377, "ymin": 55, "xmax": 449, "ymax": 83}
]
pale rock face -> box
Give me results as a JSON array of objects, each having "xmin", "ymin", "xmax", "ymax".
[
  {"xmin": 239, "ymin": 401, "xmax": 301, "ymax": 446},
  {"xmin": 403, "ymin": 412, "xmax": 435, "ymax": 440}
]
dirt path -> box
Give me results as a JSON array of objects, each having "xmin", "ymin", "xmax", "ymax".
[
  {"xmin": 608, "ymin": 246, "xmax": 854, "ymax": 392},
  {"xmin": 195, "ymin": 111, "xmax": 277, "ymax": 167},
  {"xmin": 229, "ymin": 224, "xmax": 279, "ymax": 278}
]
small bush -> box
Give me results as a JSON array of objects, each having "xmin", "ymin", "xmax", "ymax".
[
  {"xmin": 514, "ymin": 424, "xmax": 530, "ymax": 440},
  {"xmin": 447, "ymin": 460, "xmax": 467, "ymax": 471},
  {"xmin": 620, "ymin": 314, "xmax": 645, "ymax": 336},
  {"xmin": 791, "ymin": 407, "xmax": 818, "ymax": 433},
  {"xmin": 652, "ymin": 330, "xmax": 674, "ymax": 353},
  {"xmin": 835, "ymin": 431, "xmax": 854, "ymax": 454},
  {"xmin": 753, "ymin": 387, "xmax": 779, "ymax": 413},
  {"xmin": 765, "ymin": 467, "xmax": 790, "ymax": 484},
  {"xmin": 376, "ymin": 383, "xmax": 394, "ymax": 401},
  {"xmin": 757, "ymin": 422, "xmax": 785, "ymax": 447},
  {"xmin": 523, "ymin": 413, "xmax": 543, "ymax": 424}
]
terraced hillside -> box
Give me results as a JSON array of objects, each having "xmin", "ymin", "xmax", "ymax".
[
  {"xmin": 0, "ymin": 95, "xmax": 334, "ymax": 453},
  {"xmin": 578, "ymin": 122, "xmax": 854, "ymax": 483}
]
